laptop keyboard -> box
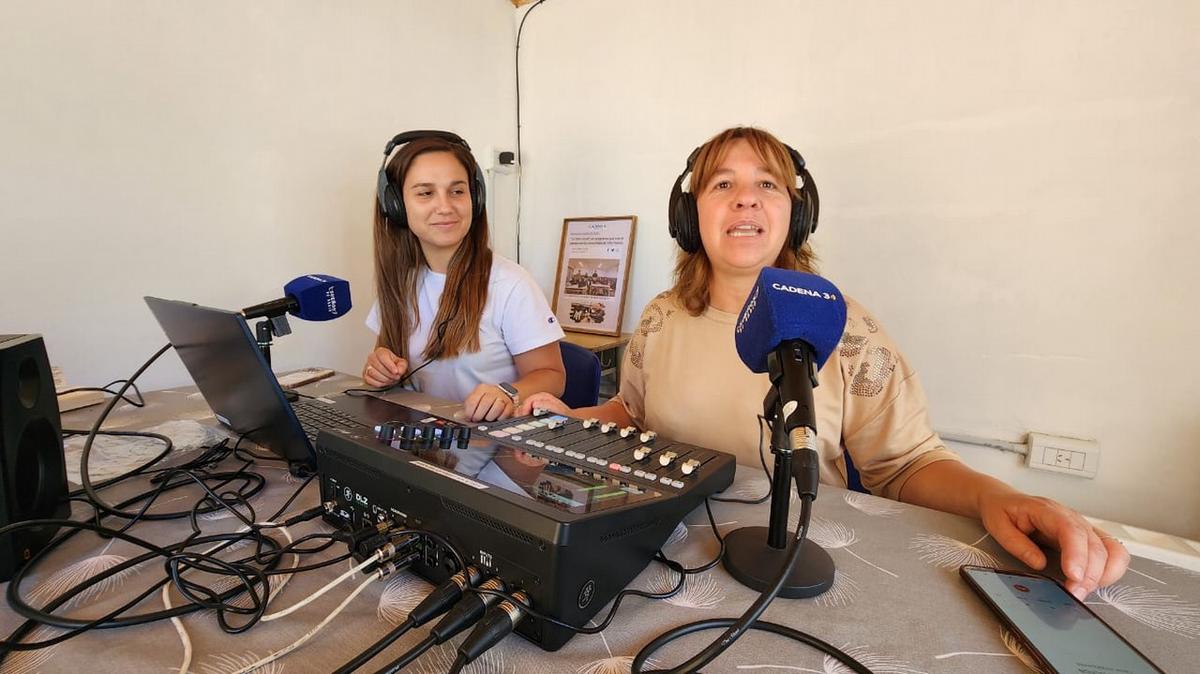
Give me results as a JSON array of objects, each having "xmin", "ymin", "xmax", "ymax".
[{"xmin": 292, "ymin": 400, "xmax": 368, "ymax": 443}]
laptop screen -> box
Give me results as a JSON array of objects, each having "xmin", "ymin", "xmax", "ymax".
[{"xmin": 144, "ymin": 297, "xmax": 313, "ymax": 464}]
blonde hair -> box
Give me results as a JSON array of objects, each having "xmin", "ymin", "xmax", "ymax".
[
  {"xmin": 671, "ymin": 127, "xmax": 818, "ymax": 316},
  {"xmin": 373, "ymin": 138, "xmax": 492, "ymax": 360}
]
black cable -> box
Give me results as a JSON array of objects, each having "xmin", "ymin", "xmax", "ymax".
[
  {"xmin": 711, "ymin": 414, "xmax": 772, "ymax": 504},
  {"xmin": 0, "ymin": 519, "xmax": 285, "ymax": 644},
  {"xmin": 345, "ymin": 318, "xmax": 448, "ymax": 396},
  {"xmin": 631, "ymin": 490, "xmax": 867, "ymax": 674},
  {"xmin": 514, "ymin": 0, "xmax": 550, "ymax": 263},
  {"xmin": 374, "ymin": 633, "xmax": 435, "ymax": 674},
  {"xmin": 334, "ymin": 617, "xmax": 414, "ymax": 673},
  {"xmin": 58, "ymin": 378, "xmax": 147, "ymax": 407},
  {"xmin": 655, "ymin": 499, "xmax": 725, "ymax": 576},
  {"xmin": 468, "ymin": 554, "xmax": 686, "ymax": 635},
  {"xmin": 61, "ymin": 429, "xmax": 174, "ymax": 497},
  {"xmin": 634, "ymin": 619, "xmax": 871, "ymax": 674}
]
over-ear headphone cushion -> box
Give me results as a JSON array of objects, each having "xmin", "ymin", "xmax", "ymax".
[
  {"xmin": 377, "ymin": 130, "xmax": 487, "ymax": 230},
  {"xmin": 670, "ymin": 192, "xmax": 700, "ymax": 254}
]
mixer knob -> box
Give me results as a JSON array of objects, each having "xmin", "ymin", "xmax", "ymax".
[
  {"xmin": 633, "ymin": 446, "xmax": 653, "ymax": 461},
  {"xmin": 681, "ymin": 459, "xmax": 701, "ymax": 476},
  {"xmin": 532, "ymin": 407, "xmax": 549, "ymax": 417},
  {"xmin": 582, "ymin": 418, "xmax": 599, "ymax": 429},
  {"xmin": 619, "ymin": 426, "xmax": 637, "ymax": 438},
  {"xmin": 545, "ymin": 419, "xmax": 563, "ymax": 430},
  {"xmin": 639, "ymin": 430, "xmax": 658, "ymax": 444},
  {"xmin": 658, "ymin": 451, "xmax": 678, "ymax": 467},
  {"xmin": 456, "ymin": 426, "xmax": 472, "ymax": 448},
  {"xmin": 599, "ymin": 422, "xmax": 616, "ymax": 433},
  {"xmin": 438, "ymin": 425, "xmax": 455, "ymax": 449}
]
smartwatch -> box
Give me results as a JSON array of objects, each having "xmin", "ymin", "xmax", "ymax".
[{"xmin": 496, "ymin": 382, "xmax": 520, "ymax": 406}]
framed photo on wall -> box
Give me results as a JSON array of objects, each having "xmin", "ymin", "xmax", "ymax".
[{"xmin": 550, "ymin": 216, "xmax": 637, "ymax": 336}]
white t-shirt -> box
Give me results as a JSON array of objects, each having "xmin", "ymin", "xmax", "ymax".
[{"xmin": 365, "ymin": 255, "xmax": 565, "ymax": 402}]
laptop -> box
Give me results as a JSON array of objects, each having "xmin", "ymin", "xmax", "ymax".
[{"xmin": 144, "ymin": 296, "xmax": 406, "ymax": 466}]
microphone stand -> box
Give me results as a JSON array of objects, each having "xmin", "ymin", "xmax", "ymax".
[
  {"xmin": 253, "ymin": 314, "xmax": 291, "ymax": 366},
  {"xmin": 721, "ymin": 369, "xmax": 834, "ymax": 598}
]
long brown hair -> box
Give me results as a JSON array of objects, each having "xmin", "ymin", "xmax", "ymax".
[
  {"xmin": 671, "ymin": 127, "xmax": 819, "ymax": 316},
  {"xmin": 373, "ymin": 137, "xmax": 492, "ymax": 360}
]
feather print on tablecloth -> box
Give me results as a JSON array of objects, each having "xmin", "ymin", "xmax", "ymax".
[
  {"xmin": 197, "ymin": 650, "xmax": 285, "ymax": 674},
  {"xmin": 909, "ymin": 532, "xmax": 999, "ymax": 569},
  {"xmin": 819, "ymin": 643, "xmax": 927, "ymax": 673},
  {"xmin": 26, "ymin": 543, "xmax": 135, "ymax": 608},
  {"xmin": 1, "ymin": 624, "xmax": 64, "ymax": 674},
  {"xmin": 377, "ymin": 572, "xmax": 434, "ymax": 624},
  {"xmin": 843, "ymin": 491, "xmax": 903, "ymax": 517},
  {"xmin": 812, "ymin": 569, "xmax": 861, "ymax": 608},
  {"xmin": 801, "ymin": 517, "xmax": 897, "ymax": 578},
  {"xmin": 643, "ymin": 564, "xmax": 724, "ymax": 609},
  {"xmin": 1091, "ymin": 584, "xmax": 1200, "ymax": 638}
]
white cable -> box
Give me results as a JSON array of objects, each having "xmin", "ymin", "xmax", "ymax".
[
  {"xmin": 937, "ymin": 429, "xmax": 1027, "ymax": 455},
  {"xmin": 163, "ymin": 583, "xmax": 192, "ymax": 674},
  {"xmin": 231, "ymin": 575, "xmax": 378, "ymax": 674},
  {"xmin": 260, "ymin": 548, "xmax": 385, "ymax": 622},
  {"xmin": 163, "ymin": 519, "xmax": 299, "ymax": 674}
]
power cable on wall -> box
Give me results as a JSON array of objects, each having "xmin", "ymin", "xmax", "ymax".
[{"xmin": 514, "ymin": 0, "xmax": 550, "ymax": 263}]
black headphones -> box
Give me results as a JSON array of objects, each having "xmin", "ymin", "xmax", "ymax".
[
  {"xmin": 376, "ymin": 130, "xmax": 487, "ymax": 230},
  {"xmin": 667, "ymin": 142, "xmax": 820, "ymax": 254}
]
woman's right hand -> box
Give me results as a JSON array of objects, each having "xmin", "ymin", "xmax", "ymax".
[
  {"xmin": 362, "ymin": 347, "xmax": 408, "ymax": 388},
  {"xmin": 517, "ymin": 392, "xmax": 572, "ymax": 417}
]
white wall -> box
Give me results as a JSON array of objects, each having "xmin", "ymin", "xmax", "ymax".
[
  {"xmin": 3, "ymin": 0, "xmax": 1196, "ymax": 540},
  {"xmin": 1, "ymin": 0, "xmax": 517, "ymax": 390},
  {"xmin": 512, "ymin": 1, "xmax": 1200, "ymax": 538}
]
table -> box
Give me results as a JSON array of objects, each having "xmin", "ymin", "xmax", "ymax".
[{"xmin": 2, "ymin": 378, "xmax": 1195, "ymax": 673}]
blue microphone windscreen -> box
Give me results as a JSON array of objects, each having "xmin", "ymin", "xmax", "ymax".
[
  {"xmin": 284, "ymin": 274, "xmax": 352, "ymax": 321},
  {"xmin": 734, "ymin": 268, "xmax": 847, "ymax": 373}
]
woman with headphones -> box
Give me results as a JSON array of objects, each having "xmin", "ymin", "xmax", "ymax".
[
  {"xmin": 363, "ymin": 130, "xmax": 565, "ymax": 422},
  {"xmin": 521, "ymin": 126, "xmax": 1127, "ymax": 600}
]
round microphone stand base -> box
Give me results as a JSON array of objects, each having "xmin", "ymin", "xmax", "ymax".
[{"xmin": 721, "ymin": 525, "xmax": 834, "ymax": 598}]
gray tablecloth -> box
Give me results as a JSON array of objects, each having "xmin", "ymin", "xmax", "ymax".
[{"xmin": 2, "ymin": 378, "xmax": 1196, "ymax": 673}]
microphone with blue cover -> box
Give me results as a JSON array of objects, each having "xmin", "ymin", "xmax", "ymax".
[
  {"xmin": 242, "ymin": 274, "xmax": 353, "ymax": 322},
  {"xmin": 734, "ymin": 267, "xmax": 846, "ymax": 438}
]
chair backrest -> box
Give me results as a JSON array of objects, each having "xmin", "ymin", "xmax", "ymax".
[
  {"xmin": 559, "ymin": 341, "xmax": 601, "ymax": 409},
  {"xmin": 844, "ymin": 449, "xmax": 867, "ymax": 494}
]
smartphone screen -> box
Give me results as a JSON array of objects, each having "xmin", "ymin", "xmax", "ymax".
[{"xmin": 960, "ymin": 566, "xmax": 1162, "ymax": 674}]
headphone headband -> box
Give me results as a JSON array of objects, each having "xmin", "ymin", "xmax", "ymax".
[
  {"xmin": 377, "ymin": 130, "xmax": 486, "ymax": 229},
  {"xmin": 667, "ymin": 138, "xmax": 819, "ymax": 254}
]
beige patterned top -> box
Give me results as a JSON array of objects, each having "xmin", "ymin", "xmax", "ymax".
[{"xmin": 613, "ymin": 291, "xmax": 961, "ymax": 500}]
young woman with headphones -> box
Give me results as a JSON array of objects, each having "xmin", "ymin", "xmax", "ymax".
[
  {"xmin": 363, "ymin": 130, "xmax": 565, "ymax": 422},
  {"xmin": 521, "ymin": 126, "xmax": 1128, "ymax": 600}
]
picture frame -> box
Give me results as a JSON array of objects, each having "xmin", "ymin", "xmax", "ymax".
[{"xmin": 550, "ymin": 216, "xmax": 637, "ymax": 336}]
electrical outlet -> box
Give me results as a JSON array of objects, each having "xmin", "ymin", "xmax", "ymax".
[
  {"xmin": 493, "ymin": 149, "xmax": 517, "ymax": 174},
  {"xmin": 1025, "ymin": 433, "xmax": 1100, "ymax": 478}
]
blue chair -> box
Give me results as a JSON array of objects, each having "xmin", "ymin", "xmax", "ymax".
[
  {"xmin": 844, "ymin": 450, "xmax": 867, "ymax": 494},
  {"xmin": 559, "ymin": 341, "xmax": 601, "ymax": 409}
]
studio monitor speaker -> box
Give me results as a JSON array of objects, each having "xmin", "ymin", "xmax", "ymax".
[{"xmin": 0, "ymin": 334, "xmax": 70, "ymax": 581}]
